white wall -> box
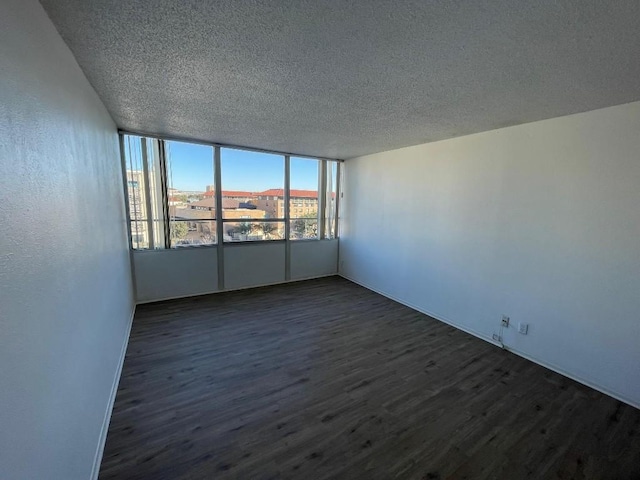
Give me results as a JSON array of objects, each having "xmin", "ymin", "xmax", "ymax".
[
  {"xmin": 0, "ymin": 1, "xmax": 135, "ymax": 479},
  {"xmin": 291, "ymin": 239, "xmax": 339, "ymax": 280},
  {"xmin": 224, "ymin": 242, "xmax": 286, "ymax": 290},
  {"xmin": 341, "ymin": 101, "xmax": 640, "ymax": 408},
  {"xmin": 134, "ymin": 248, "xmax": 218, "ymax": 303},
  {"xmin": 134, "ymin": 239, "xmax": 339, "ymax": 302}
]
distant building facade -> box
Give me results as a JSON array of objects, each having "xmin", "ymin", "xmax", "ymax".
[
  {"xmin": 126, "ymin": 170, "xmax": 149, "ymax": 247},
  {"xmin": 253, "ymin": 189, "xmax": 319, "ymax": 218}
]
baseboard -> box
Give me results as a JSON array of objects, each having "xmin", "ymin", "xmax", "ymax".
[
  {"xmin": 339, "ymin": 274, "xmax": 640, "ymax": 411},
  {"xmin": 339, "ymin": 274, "xmax": 504, "ymax": 347},
  {"xmin": 501, "ymin": 344, "xmax": 640, "ymax": 410},
  {"xmin": 90, "ymin": 306, "xmax": 136, "ymax": 480},
  {"xmin": 136, "ymin": 273, "xmax": 338, "ymax": 305}
]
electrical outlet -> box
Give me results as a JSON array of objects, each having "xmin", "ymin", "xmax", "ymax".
[
  {"xmin": 492, "ymin": 333, "xmax": 502, "ymax": 342},
  {"xmin": 518, "ymin": 323, "xmax": 528, "ymax": 335},
  {"xmin": 501, "ymin": 315, "xmax": 510, "ymax": 327}
]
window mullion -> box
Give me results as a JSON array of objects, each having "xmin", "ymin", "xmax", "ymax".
[
  {"xmin": 284, "ymin": 155, "xmax": 291, "ymax": 237},
  {"xmin": 158, "ymin": 139, "xmax": 170, "ymax": 248},
  {"xmin": 284, "ymin": 155, "xmax": 291, "ymax": 280},
  {"xmin": 140, "ymin": 137, "xmax": 156, "ymax": 249},
  {"xmin": 214, "ymin": 146, "xmax": 225, "ymax": 289},
  {"xmin": 334, "ymin": 161, "xmax": 341, "ymax": 239},
  {"xmin": 318, "ymin": 160, "xmax": 327, "ymax": 239},
  {"xmin": 119, "ymin": 134, "xmax": 134, "ymax": 250}
]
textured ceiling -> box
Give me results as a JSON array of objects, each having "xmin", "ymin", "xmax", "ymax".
[{"xmin": 40, "ymin": 0, "xmax": 640, "ymax": 159}]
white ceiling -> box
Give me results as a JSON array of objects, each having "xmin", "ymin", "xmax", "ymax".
[{"xmin": 40, "ymin": 0, "xmax": 640, "ymax": 159}]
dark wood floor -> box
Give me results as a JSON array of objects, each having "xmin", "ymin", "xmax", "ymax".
[{"xmin": 100, "ymin": 276, "xmax": 640, "ymax": 480}]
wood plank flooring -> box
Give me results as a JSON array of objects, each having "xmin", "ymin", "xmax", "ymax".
[{"xmin": 100, "ymin": 276, "xmax": 640, "ymax": 479}]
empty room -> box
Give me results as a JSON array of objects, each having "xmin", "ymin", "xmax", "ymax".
[{"xmin": 2, "ymin": 0, "xmax": 640, "ymax": 479}]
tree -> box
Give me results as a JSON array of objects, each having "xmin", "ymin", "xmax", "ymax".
[
  {"xmin": 292, "ymin": 218, "xmax": 306, "ymax": 238},
  {"xmin": 292, "ymin": 212, "xmax": 318, "ymax": 239},
  {"xmin": 170, "ymin": 221, "xmax": 189, "ymax": 242},
  {"xmin": 238, "ymin": 222, "xmax": 253, "ymax": 235},
  {"xmin": 260, "ymin": 222, "xmax": 276, "ymax": 238}
]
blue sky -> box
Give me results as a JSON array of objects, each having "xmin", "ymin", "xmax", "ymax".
[{"xmin": 166, "ymin": 140, "xmax": 319, "ymax": 192}]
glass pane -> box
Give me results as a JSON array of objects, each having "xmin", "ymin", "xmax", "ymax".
[
  {"xmin": 222, "ymin": 148, "xmax": 284, "ymax": 220},
  {"xmin": 123, "ymin": 135, "xmax": 163, "ymax": 249},
  {"xmin": 171, "ymin": 220, "xmax": 216, "ymax": 247},
  {"xmin": 223, "ymin": 221, "xmax": 285, "ymax": 242},
  {"xmin": 145, "ymin": 139, "xmax": 165, "ymax": 248},
  {"xmin": 129, "ymin": 220, "xmax": 149, "ymax": 250},
  {"xmin": 324, "ymin": 161, "xmax": 338, "ymax": 239},
  {"xmin": 221, "ymin": 206, "xmax": 267, "ymax": 220},
  {"xmin": 289, "ymin": 157, "xmax": 319, "ymax": 240},
  {"xmin": 289, "ymin": 218, "xmax": 318, "ymax": 240},
  {"xmin": 166, "ymin": 140, "xmax": 216, "ymax": 246},
  {"xmin": 124, "ymin": 139, "xmax": 145, "ymax": 222}
]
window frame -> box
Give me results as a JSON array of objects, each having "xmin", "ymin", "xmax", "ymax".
[{"xmin": 120, "ymin": 132, "xmax": 341, "ymax": 250}]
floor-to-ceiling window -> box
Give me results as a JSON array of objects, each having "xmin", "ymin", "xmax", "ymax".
[{"xmin": 121, "ymin": 133, "xmax": 341, "ymax": 250}]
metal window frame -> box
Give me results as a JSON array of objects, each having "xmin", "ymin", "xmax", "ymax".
[
  {"xmin": 120, "ymin": 132, "xmax": 343, "ymax": 254},
  {"xmin": 334, "ymin": 161, "xmax": 341, "ymax": 239},
  {"xmin": 284, "ymin": 155, "xmax": 291, "ymax": 279},
  {"xmin": 119, "ymin": 128, "xmax": 342, "ymax": 163},
  {"xmin": 119, "ymin": 135, "xmax": 134, "ymax": 251},
  {"xmin": 214, "ymin": 146, "xmax": 225, "ymax": 289},
  {"xmin": 140, "ymin": 137, "xmax": 156, "ymax": 249},
  {"xmin": 318, "ymin": 160, "xmax": 328, "ymax": 239},
  {"xmin": 158, "ymin": 139, "xmax": 171, "ymax": 249},
  {"xmin": 287, "ymin": 157, "xmax": 322, "ymax": 242}
]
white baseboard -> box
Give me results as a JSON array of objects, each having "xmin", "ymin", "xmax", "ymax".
[
  {"xmin": 340, "ymin": 274, "xmax": 640, "ymax": 411},
  {"xmin": 500, "ymin": 344, "xmax": 640, "ymax": 410},
  {"xmin": 90, "ymin": 306, "xmax": 136, "ymax": 480}
]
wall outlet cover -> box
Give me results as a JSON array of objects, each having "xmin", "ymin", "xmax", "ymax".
[{"xmin": 518, "ymin": 323, "xmax": 528, "ymax": 334}]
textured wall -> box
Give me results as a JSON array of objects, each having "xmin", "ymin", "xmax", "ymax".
[
  {"xmin": 340, "ymin": 101, "xmax": 640, "ymax": 407},
  {"xmin": 0, "ymin": 0, "xmax": 135, "ymax": 479}
]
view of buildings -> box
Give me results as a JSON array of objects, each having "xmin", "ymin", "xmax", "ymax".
[
  {"xmin": 124, "ymin": 136, "xmax": 338, "ymax": 248},
  {"xmin": 126, "ymin": 169, "xmax": 152, "ymax": 249},
  {"xmin": 128, "ymin": 170, "xmax": 324, "ymax": 247},
  {"xmin": 171, "ymin": 187, "xmax": 321, "ymax": 245}
]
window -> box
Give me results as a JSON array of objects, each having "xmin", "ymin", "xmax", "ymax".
[
  {"xmin": 123, "ymin": 135, "xmax": 165, "ymax": 249},
  {"xmin": 165, "ymin": 140, "xmax": 216, "ymax": 246},
  {"xmin": 324, "ymin": 161, "xmax": 339, "ymax": 239},
  {"xmin": 289, "ymin": 157, "xmax": 320, "ymax": 240},
  {"xmin": 221, "ymin": 148, "xmax": 285, "ymax": 242},
  {"xmin": 121, "ymin": 134, "xmax": 341, "ymax": 249}
]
